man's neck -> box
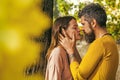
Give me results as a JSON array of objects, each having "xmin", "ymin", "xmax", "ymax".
[{"xmin": 95, "ymin": 28, "xmax": 107, "ymax": 39}]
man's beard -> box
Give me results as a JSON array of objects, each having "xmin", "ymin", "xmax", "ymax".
[{"xmin": 84, "ymin": 28, "xmax": 95, "ymax": 43}]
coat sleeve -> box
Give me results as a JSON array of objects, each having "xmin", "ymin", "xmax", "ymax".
[{"xmin": 45, "ymin": 48, "xmax": 63, "ymax": 80}]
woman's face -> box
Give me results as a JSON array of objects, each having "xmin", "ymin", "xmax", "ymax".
[{"xmin": 66, "ymin": 19, "xmax": 82, "ymax": 40}]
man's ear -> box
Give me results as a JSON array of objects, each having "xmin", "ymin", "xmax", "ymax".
[{"xmin": 91, "ymin": 19, "xmax": 96, "ymax": 28}]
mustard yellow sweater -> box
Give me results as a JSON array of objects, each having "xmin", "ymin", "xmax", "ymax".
[{"xmin": 70, "ymin": 35, "xmax": 119, "ymax": 80}]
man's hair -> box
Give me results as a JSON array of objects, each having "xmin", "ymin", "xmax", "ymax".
[{"xmin": 78, "ymin": 3, "xmax": 107, "ymax": 28}]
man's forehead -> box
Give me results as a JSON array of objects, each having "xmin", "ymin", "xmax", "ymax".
[{"xmin": 80, "ymin": 16, "xmax": 85, "ymax": 23}]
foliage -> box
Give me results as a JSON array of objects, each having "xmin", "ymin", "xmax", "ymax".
[
  {"xmin": 0, "ymin": 0, "xmax": 50, "ymax": 80},
  {"xmin": 95, "ymin": 0, "xmax": 120, "ymax": 42},
  {"xmin": 54, "ymin": 0, "xmax": 120, "ymax": 42}
]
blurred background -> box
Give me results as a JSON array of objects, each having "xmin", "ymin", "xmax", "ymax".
[
  {"xmin": 0, "ymin": 0, "xmax": 120, "ymax": 80},
  {"xmin": 0, "ymin": 0, "xmax": 53, "ymax": 80},
  {"xmin": 53, "ymin": 0, "xmax": 120, "ymax": 79}
]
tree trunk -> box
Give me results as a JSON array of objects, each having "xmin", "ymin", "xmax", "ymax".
[
  {"xmin": 25, "ymin": 0, "xmax": 53, "ymax": 76},
  {"xmin": 40, "ymin": 0, "xmax": 53, "ymax": 75}
]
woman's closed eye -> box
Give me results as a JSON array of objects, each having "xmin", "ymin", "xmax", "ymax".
[{"xmin": 72, "ymin": 27, "xmax": 77, "ymax": 30}]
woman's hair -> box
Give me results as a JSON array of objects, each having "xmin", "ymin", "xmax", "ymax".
[{"xmin": 46, "ymin": 16, "xmax": 76, "ymax": 60}]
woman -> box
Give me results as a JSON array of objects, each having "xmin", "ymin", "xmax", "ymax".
[{"xmin": 45, "ymin": 16, "xmax": 82, "ymax": 80}]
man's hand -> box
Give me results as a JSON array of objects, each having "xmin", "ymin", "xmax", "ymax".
[{"xmin": 59, "ymin": 29, "xmax": 76, "ymax": 55}]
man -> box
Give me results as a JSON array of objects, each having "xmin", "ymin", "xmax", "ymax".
[{"xmin": 59, "ymin": 3, "xmax": 119, "ymax": 80}]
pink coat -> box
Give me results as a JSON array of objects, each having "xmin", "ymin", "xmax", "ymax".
[{"xmin": 45, "ymin": 46, "xmax": 73, "ymax": 80}]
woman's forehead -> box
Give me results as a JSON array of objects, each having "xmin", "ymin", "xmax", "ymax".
[{"xmin": 69, "ymin": 19, "xmax": 78, "ymax": 26}]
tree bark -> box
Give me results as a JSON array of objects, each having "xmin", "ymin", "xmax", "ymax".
[{"xmin": 40, "ymin": 0, "xmax": 53, "ymax": 75}]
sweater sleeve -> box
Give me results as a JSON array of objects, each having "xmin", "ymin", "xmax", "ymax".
[{"xmin": 70, "ymin": 40, "xmax": 104, "ymax": 80}]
